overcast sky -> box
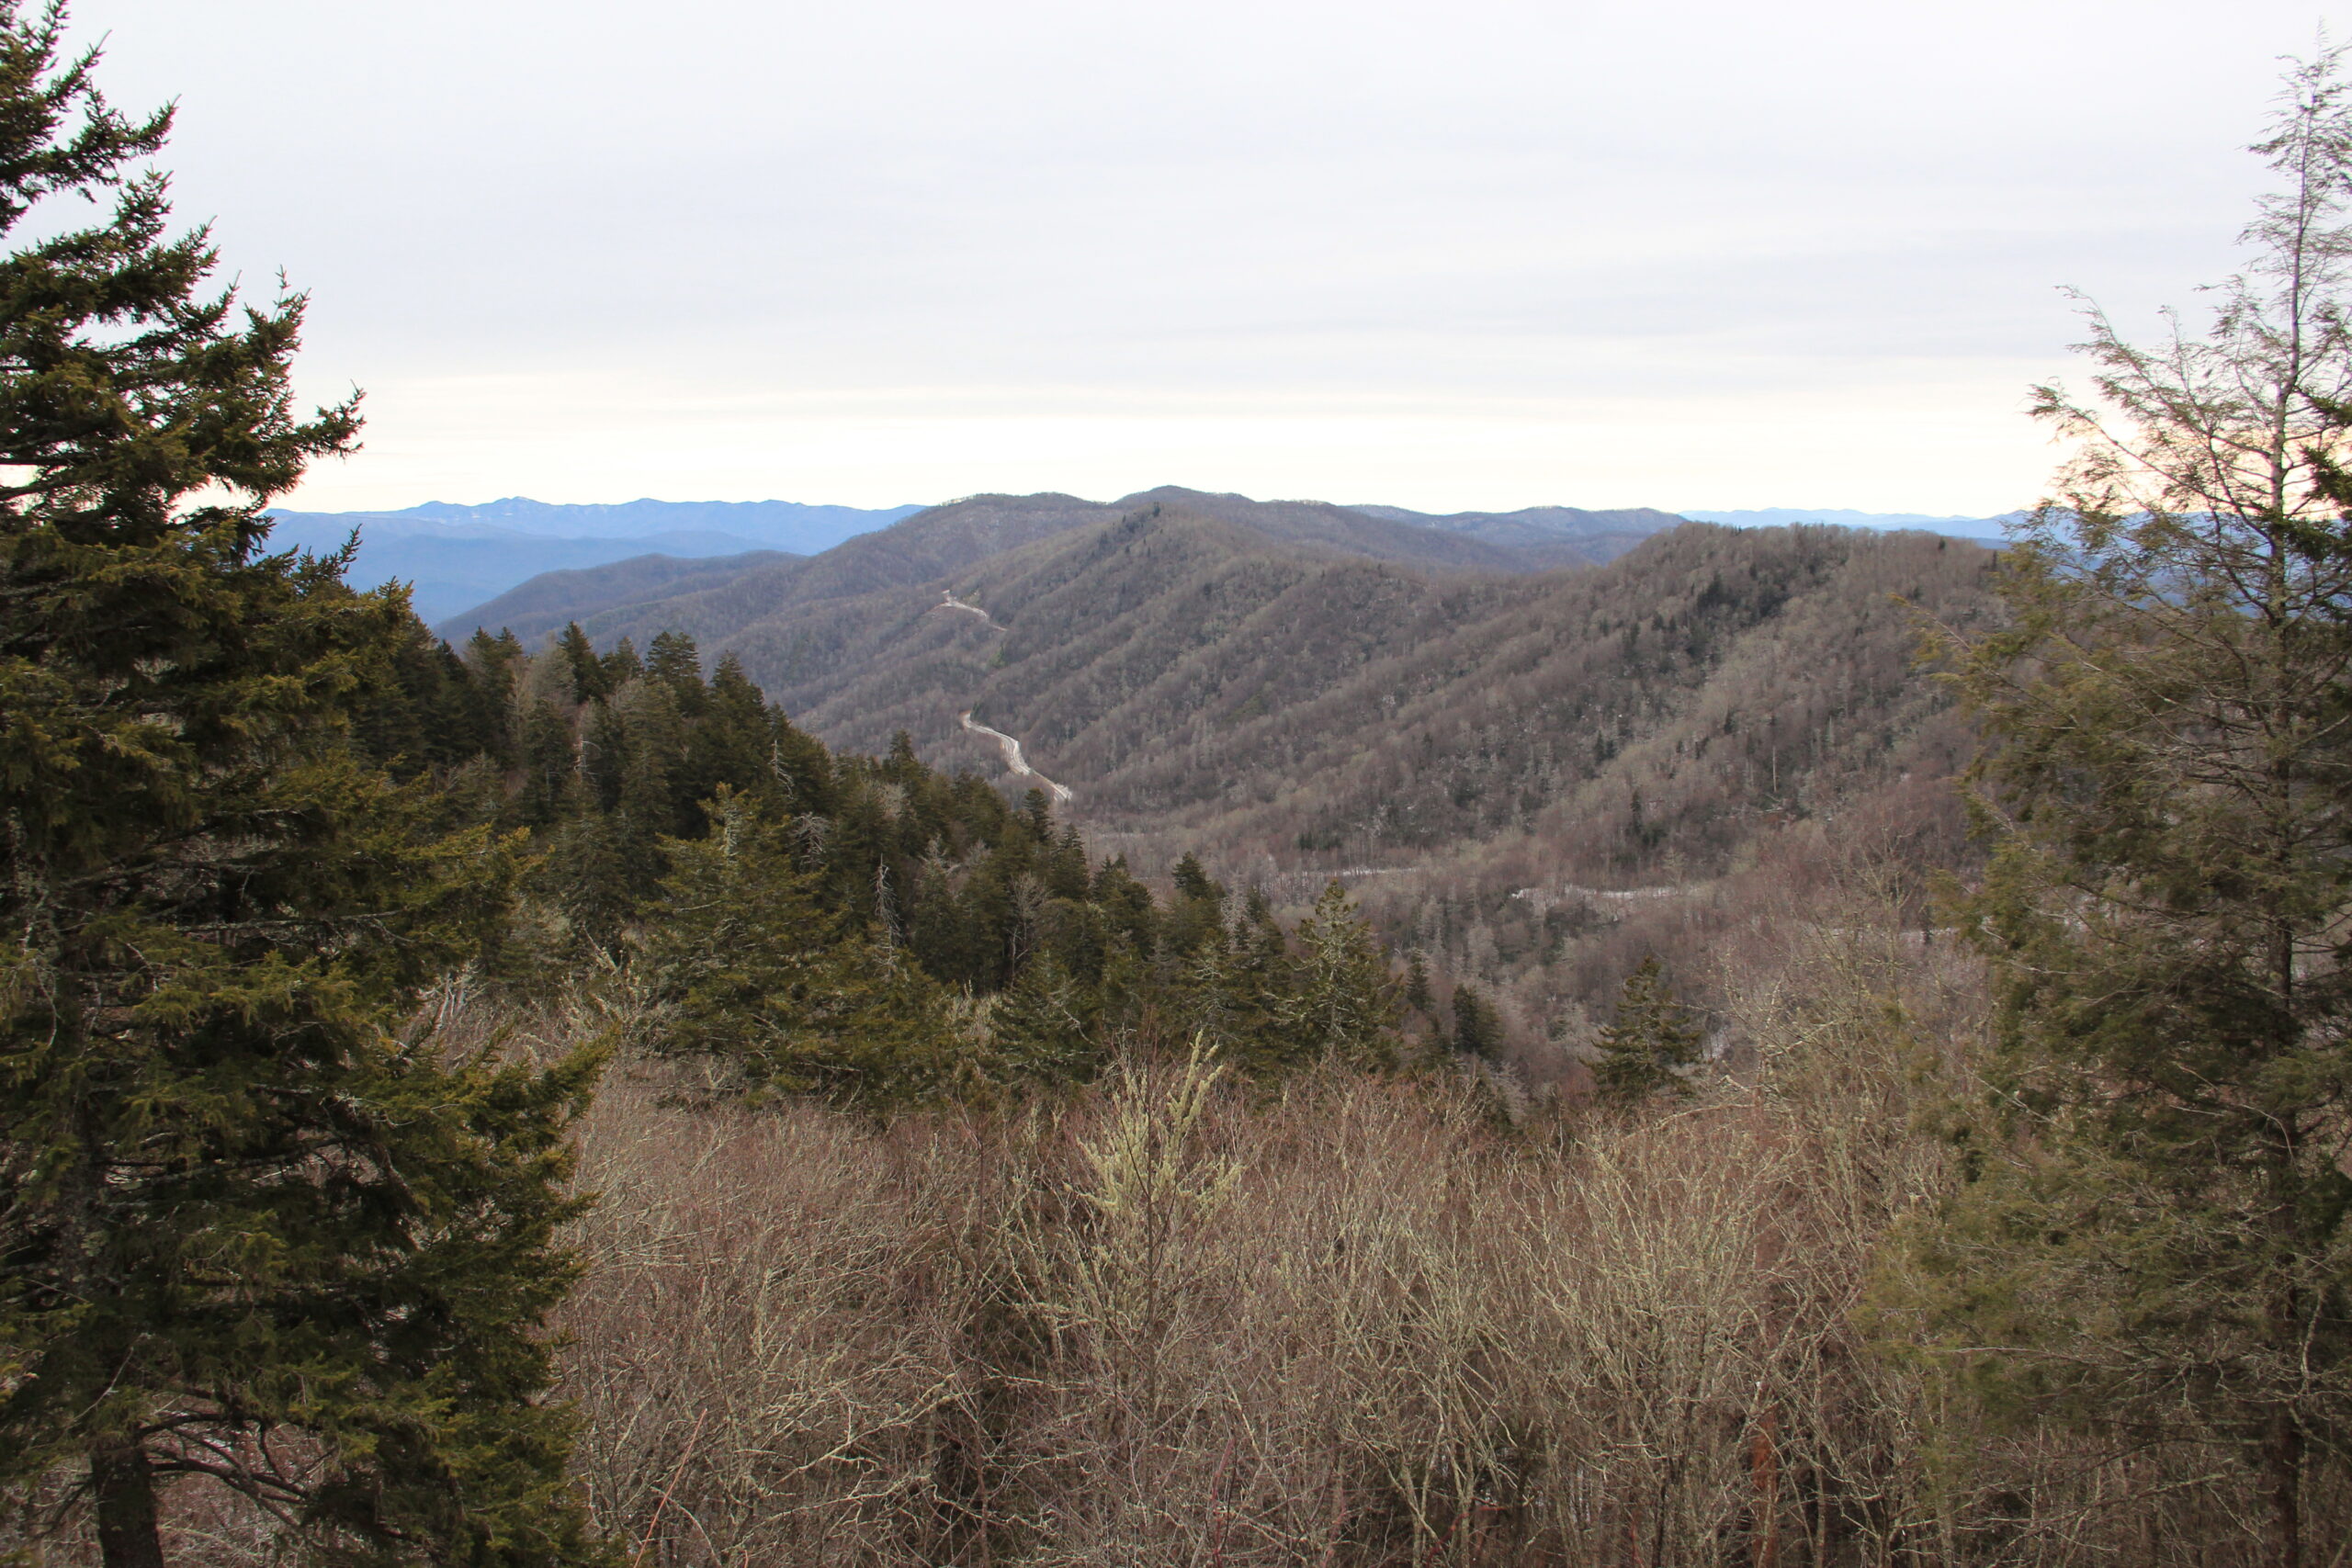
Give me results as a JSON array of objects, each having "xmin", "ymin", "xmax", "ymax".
[{"xmin": 65, "ymin": 0, "xmax": 2346, "ymax": 515}]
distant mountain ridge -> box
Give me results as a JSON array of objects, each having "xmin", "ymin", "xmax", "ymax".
[
  {"xmin": 277, "ymin": 496, "xmax": 924, "ymax": 545},
  {"xmin": 436, "ymin": 487, "xmax": 1685, "ymax": 642},
  {"xmin": 295, "ymin": 491, "xmax": 2013, "ymax": 626},
  {"xmin": 1350, "ymin": 503, "xmax": 1685, "ymax": 567},
  {"xmin": 435, "ymin": 487, "xmax": 1583, "ymax": 645},
  {"xmin": 265, "ymin": 497, "xmax": 922, "ymax": 622},
  {"xmin": 1681, "ymin": 506, "xmax": 2026, "ymax": 534}
]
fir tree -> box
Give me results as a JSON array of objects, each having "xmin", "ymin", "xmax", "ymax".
[
  {"xmin": 556, "ymin": 621, "xmax": 607, "ymax": 704},
  {"xmin": 637, "ymin": 793, "xmax": 956, "ymax": 1105},
  {"xmin": 1914, "ymin": 53, "xmax": 2352, "ymax": 1562},
  {"xmin": 509, "ymin": 696, "xmax": 578, "ymax": 829},
  {"xmin": 1589, "ymin": 955, "xmax": 1701, "ymax": 1103},
  {"xmin": 1091, "ymin": 855, "xmax": 1159, "ymax": 956},
  {"xmin": 1449, "ymin": 981, "xmax": 1503, "ymax": 1060},
  {"xmin": 461, "ymin": 626, "xmax": 525, "ymax": 767},
  {"xmin": 600, "ymin": 634, "xmax": 642, "ymax": 686},
  {"xmin": 1281, "ymin": 881, "xmax": 1399, "ymax": 1069},
  {"xmin": 989, "ymin": 950, "xmax": 1100, "ymax": 1084},
  {"xmin": 644, "ymin": 628, "xmax": 703, "ymax": 712},
  {"xmin": 0, "ymin": 11, "xmax": 605, "ymax": 1562},
  {"xmin": 1163, "ymin": 851, "xmax": 1227, "ymax": 958},
  {"xmin": 1403, "ymin": 951, "xmax": 1435, "ymax": 1017}
]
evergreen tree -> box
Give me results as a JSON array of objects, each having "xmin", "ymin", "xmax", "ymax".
[
  {"xmin": 1449, "ymin": 981, "xmax": 1503, "ymax": 1060},
  {"xmin": 1915, "ymin": 54, "xmax": 2352, "ymax": 1562},
  {"xmin": 1091, "ymin": 855, "xmax": 1159, "ymax": 956},
  {"xmin": 637, "ymin": 794, "xmax": 956, "ymax": 1105},
  {"xmin": 555, "ymin": 621, "xmax": 608, "ymax": 704},
  {"xmin": 600, "ymin": 635, "xmax": 642, "ymax": 687},
  {"xmin": 0, "ymin": 12, "xmax": 605, "ymax": 1563},
  {"xmin": 1589, "ymin": 955, "xmax": 1701, "ymax": 1103},
  {"xmin": 643, "ymin": 628, "xmax": 703, "ymax": 709},
  {"xmin": 1163, "ymin": 851, "xmax": 1227, "ymax": 958},
  {"xmin": 1281, "ymin": 881, "xmax": 1399, "ymax": 1068},
  {"xmin": 509, "ymin": 696, "xmax": 578, "ymax": 829},
  {"xmin": 580, "ymin": 695, "xmax": 628, "ymax": 812},
  {"xmin": 461, "ymin": 626, "xmax": 525, "ymax": 767},
  {"xmin": 1403, "ymin": 951, "xmax": 1435, "ymax": 1017},
  {"xmin": 989, "ymin": 950, "xmax": 1100, "ymax": 1084}
]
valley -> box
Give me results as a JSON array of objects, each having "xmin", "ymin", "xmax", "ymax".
[{"xmin": 447, "ymin": 485, "xmax": 1999, "ymax": 1081}]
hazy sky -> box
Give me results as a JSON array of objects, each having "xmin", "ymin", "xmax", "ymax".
[{"xmin": 68, "ymin": 0, "xmax": 2345, "ymax": 514}]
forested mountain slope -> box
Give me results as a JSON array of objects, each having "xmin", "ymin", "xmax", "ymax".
[
  {"xmin": 1349, "ymin": 502, "xmax": 1682, "ymax": 565},
  {"xmin": 438, "ymin": 486, "xmax": 1663, "ymax": 643},
  {"xmin": 458, "ymin": 490, "xmax": 2001, "ymax": 1065},
  {"xmin": 441, "ymin": 490, "xmax": 1126, "ymax": 643}
]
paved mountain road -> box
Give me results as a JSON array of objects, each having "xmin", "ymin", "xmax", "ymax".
[{"xmin": 958, "ymin": 711, "xmax": 1073, "ymax": 804}]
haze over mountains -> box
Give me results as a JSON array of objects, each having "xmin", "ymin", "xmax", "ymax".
[
  {"xmin": 265, "ymin": 498, "xmax": 922, "ymax": 621},
  {"xmin": 1681, "ymin": 506, "xmax": 2021, "ymax": 539},
  {"xmin": 446, "ymin": 485, "xmax": 2002, "ymax": 1036},
  {"xmin": 266, "ymin": 491, "xmax": 2011, "ymax": 625}
]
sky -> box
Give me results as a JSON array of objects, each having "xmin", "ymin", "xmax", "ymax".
[{"xmin": 65, "ymin": 0, "xmax": 2347, "ymax": 516}]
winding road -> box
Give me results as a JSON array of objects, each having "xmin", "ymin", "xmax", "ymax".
[
  {"xmin": 931, "ymin": 592, "xmax": 1072, "ymax": 803},
  {"xmin": 933, "ymin": 589, "xmax": 1007, "ymax": 630},
  {"xmin": 959, "ymin": 712, "xmax": 1073, "ymax": 805}
]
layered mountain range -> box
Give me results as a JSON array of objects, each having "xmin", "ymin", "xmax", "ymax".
[
  {"xmin": 266, "ymin": 497, "xmax": 922, "ymax": 621},
  {"xmin": 445, "ymin": 487, "xmax": 2003, "ymax": 1042}
]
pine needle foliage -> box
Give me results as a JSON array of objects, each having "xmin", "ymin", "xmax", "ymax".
[
  {"xmin": 634, "ymin": 792, "xmax": 957, "ymax": 1105},
  {"xmin": 1915, "ymin": 50, "xmax": 2352, "ymax": 1568},
  {"xmin": 1590, "ymin": 954, "xmax": 1702, "ymax": 1103},
  {"xmin": 0, "ymin": 8, "xmax": 607, "ymax": 1562}
]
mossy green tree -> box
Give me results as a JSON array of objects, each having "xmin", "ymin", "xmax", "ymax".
[
  {"xmin": 1589, "ymin": 955, "xmax": 1701, "ymax": 1103},
  {"xmin": 1917, "ymin": 51, "xmax": 2352, "ymax": 1568},
  {"xmin": 0, "ymin": 10, "xmax": 606, "ymax": 1563}
]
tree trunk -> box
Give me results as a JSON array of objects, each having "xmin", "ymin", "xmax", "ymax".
[
  {"xmin": 2262, "ymin": 1406, "xmax": 2301, "ymax": 1568},
  {"xmin": 91, "ymin": 1443, "xmax": 165, "ymax": 1568},
  {"xmin": 1749, "ymin": 1410, "xmax": 1781, "ymax": 1568}
]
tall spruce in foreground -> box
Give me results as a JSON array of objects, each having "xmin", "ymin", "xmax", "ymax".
[
  {"xmin": 0, "ymin": 9, "xmax": 605, "ymax": 1564},
  {"xmin": 1915, "ymin": 51, "xmax": 2352, "ymax": 1568}
]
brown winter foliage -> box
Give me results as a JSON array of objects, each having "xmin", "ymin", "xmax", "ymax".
[{"xmin": 507, "ymin": 886, "xmax": 2335, "ymax": 1565}]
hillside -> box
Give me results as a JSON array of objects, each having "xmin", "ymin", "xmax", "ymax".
[
  {"xmin": 270, "ymin": 496, "xmax": 920, "ymax": 621},
  {"xmin": 435, "ymin": 486, "xmax": 1671, "ymax": 639},
  {"xmin": 1349, "ymin": 502, "xmax": 1684, "ymax": 565},
  {"xmin": 452, "ymin": 490, "xmax": 1999, "ymax": 1066},
  {"xmin": 438, "ymin": 490, "xmax": 1129, "ymax": 643}
]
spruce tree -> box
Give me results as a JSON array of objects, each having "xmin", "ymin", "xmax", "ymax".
[
  {"xmin": 1916, "ymin": 52, "xmax": 2352, "ymax": 1563},
  {"xmin": 0, "ymin": 11, "xmax": 605, "ymax": 1562},
  {"xmin": 555, "ymin": 621, "xmax": 607, "ymax": 704},
  {"xmin": 989, "ymin": 950, "xmax": 1100, "ymax": 1084},
  {"xmin": 1589, "ymin": 954, "xmax": 1701, "ymax": 1103},
  {"xmin": 1403, "ymin": 951, "xmax": 1435, "ymax": 1018},
  {"xmin": 1163, "ymin": 851, "xmax": 1227, "ymax": 957},
  {"xmin": 637, "ymin": 793, "xmax": 956, "ymax": 1105},
  {"xmin": 643, "ymin": 628, "xmax": 705, "ymax": 715},
  {"xmin": 1281, "ymin": 881, "xmax": 1399, "ymax": 1068},
  {"xmin": 1449, "ymin": 981, "xmax": 1503, "ymax": 1061}
]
